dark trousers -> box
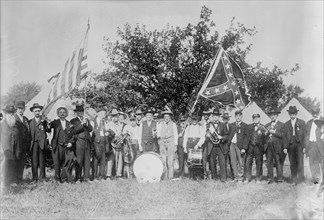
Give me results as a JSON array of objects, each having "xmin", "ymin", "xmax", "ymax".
[
  {"xmin": 52, "ymin": 144, "xmax": 67, "ymax": 182},
  {"xmin": 245, "ymin": 144, "xmax": 263, "ymax": 181},
  {"xmin": 266, "ymin": 142, "xmax": 283, "ymax": 181},
  {"xmin": 215, "ymin": 147, "xmax": 227, "ymax": 181},
  {"xmin": 142, "ymin": 140, "xmax": 158, "ymax": 153},
  {"xmin": 287, "ymin": 139, "xmax": 304, "ymax": 183},
  {"xmin": 203, "ymin": 142, "xmax": 217, "ymax": 179},
  {"xmin": 75, "ymin": 141, "xmax": 91, "ymax": 181},
  {"xmin": 93, "ymin": 139, "xmax": 106, "ymax": 179},
  {"xmin": 177, "ymin": 145, "xmax": 185, "ymax": 177},
  {"xmin": 31, "ymin": 141, "xmax": 45, "ymax": 181},
  {"xmin": 16, "ymin": 156, "xmax": 26, "ymax": 181},
  {"xmin": 308, "ymin": 142, "xmax": 322, "ymax": 182}
]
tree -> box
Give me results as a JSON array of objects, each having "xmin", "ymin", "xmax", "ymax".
[{"xmin": 1, "ymin": 81, "xmax": 41, "ymax": 106}]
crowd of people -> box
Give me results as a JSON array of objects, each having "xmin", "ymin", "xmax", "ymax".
[{"xmin": 1, "ymin": 100, "xmax": 324, "ymax": 191}]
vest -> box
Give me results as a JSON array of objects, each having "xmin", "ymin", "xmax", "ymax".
[
  {"xmin": 160, "ymin": 121, "xmax": 174, "ymax": 139},
  {"xmin": 142, "ymin": 120, "xmax": 156, "ymax": 141}
]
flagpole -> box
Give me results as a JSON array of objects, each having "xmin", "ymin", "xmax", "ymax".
[{"xmin": 84, "ymin": 18, "xmax": 90, "ymax": 108}]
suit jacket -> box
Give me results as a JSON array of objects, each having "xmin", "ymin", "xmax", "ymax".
[
  {"xmin": 219, "ymin": 122, "xmax": 231, "ymax": 154},
  {"xmin": 14, "ymin": 114, "xmax": 31, "ymax": 158},
  {"xmin": 0, "ymin": 119, "xmax": 19, "ymax": 160},
  {"xmin": 305, "ymin": 119, "xmax": 323, "ymax": 155},
  {"xmin": 283, "ymin": 118, "xmax": 306, "ymax": 149},
  {"xmin": 245, "ymin": 123, "xmax": 267, "ymax": 150},
  {"xmin": 29, "ymin": 117, "xmax": 51, "ymax": 150},
  {"xmin": 228, "ymin": 121, "xmax": 248, "ymax": 150},
  {"xmin": 70, "ymin": 117, "xmax": 93, "ymax": 145},
  {"xmin": 264, "ymin": 120, "xmax": 284, "ymax": 153},
  {"xmin": 49, "ymin": 119, "xmax": 73, "ymax": 152}
]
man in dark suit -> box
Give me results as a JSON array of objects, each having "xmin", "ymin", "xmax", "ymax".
[
  {"xmin": 305, "ymin": 107, "xmax": 322, "ymax": 184},
  {"xmin": 228, "ymin": 110, "xmax": 248, "ymax": 182},
  {"xmin": 29, "ymin": 103, "xmax": 51, "ymax": 182},
  {"xmin": 49, "ymin": 107, "xmax": 73, "ymax": 183},
  {"xmin": 70, "ymin": 105, "xmax": 93, "ymax": 182},
  {"xmin": 244, "ymin": 114, "xmax": 267, "ymax": 183},
  {"xmin": 264, "ymin": 109, "xmax": 285, "ymax": 184},
  {"xmin": 176, "ymin": 115, "xmax": 187, "ymax": 178},
  {"xmin": 14, "ymin": 101, "xmax": 31, "ymax": 182},
  {"xmin": 283, "ymin": 106, "xmax": 307, "ymax": 184}
]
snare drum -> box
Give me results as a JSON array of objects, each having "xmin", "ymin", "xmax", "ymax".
[
  {"xmin": 133, "ymin": 152, "xmax": 164, "ymax": 183},
  {"xmin": 187, "ymin": 148, "xmax": 203, "ymax": 166}
]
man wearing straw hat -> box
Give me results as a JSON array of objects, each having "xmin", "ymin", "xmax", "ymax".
[
  {"xmin": 29, "ymin": 103, "xmax": 51, "ymax": 182},
  {"xmin": 283, "ymin": 106, "xmax": 306, "ymax": 185},
  {"xmin": 156, "ymin": 109, "xmax": 178, "ymax": 179},
  {"xmin": 138, "ymin": 108, "xmax": 158, "ymax": 153},
  {"xmin": 70, "ymin": 104, "xmax": 93, "ymax": 183},
  {"xmin": 14, "ymin": 101, "xmax": 31, "ymax": 182},
  {"xmin": 48, "ymin": 106, "xmax": 73, "ymax": 183},
  {"xmin": 264, "ymin": 108, "xmax": 285, "ymax": 184}
]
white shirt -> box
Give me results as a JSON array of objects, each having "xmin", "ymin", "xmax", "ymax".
[
  {"xmin": 291, "ymin": 118, "xmax": 297, "ymax": 136},
  {"xmin": 60, "ymin": 119, "xmax": 67, "ymax": 130},
  {"xmin": 156, "ymin": 121, "xmax": 178, "ymax": 145},
  {"xmin": 124, "ymin": 124, "xmax": 140, "ymax": 140},
  {"xmin": 183, "ymin": 124, "xmax": 206, "ymax": 150},
  {"xmin": 231, "ymin": 122, "xmax": 241, "ymax": 144},
  {"xmin": 309, "ymin": 119, "xmax": 317, "ymax": 142}
]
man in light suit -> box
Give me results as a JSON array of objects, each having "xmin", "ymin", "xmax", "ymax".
[
  {"xmin": 264, "ymin": 109, "xmax": 285, "ymax": 184},
  {"xmin": 283, "ymin": 106, "xmax": 307, "ymax": 185}
]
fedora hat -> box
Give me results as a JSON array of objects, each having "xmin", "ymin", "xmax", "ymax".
[
  {"xmin": 179, "ymin": 115, "xmax": 187, "ymax": 121},
  {"xmin": 267, "ymin": 108, "xmax": 281, "ymax": 115},
  {"xmin": 144, "ymin": 108, "xmax": 155, "ymax": 115},
  {"xmin": 311, "ymin": 107, "xmax": 320, "ymax": 116},
  {"xmin": 57, "ymin": 107, "xmax": 69, "ymax": 117},
  {"xmin": 73, "ymin": 105, "xmax": 84, "ymax": 112},
  {"xmin": 161, "ymin": 110, "xmax": 173, "ymax": 117},
  {"xmin": 16, "ymin": 101, "xmax": 26, "ymax": 108},
  {"xmin": 211, "ymin": 108, "xmax": 221, "ymax": 116},
  {"xmin": 109, "ymin": 109, "xmax": 119, "ymax": 116},
  {"xmin": 3, "ymin": 105, "xmax": 16, "ymax": 113},
  {"xmin": 135, "ymin": 109, "xmax": 144, "ymax": 115},
  {"xmin": 222, "ymin": 112, "xmax": 231, "ymax": 120},
  {"xmin": 252, "ymin": 113, "xmax": 261, "ymax": 119},
  {"xmin": 190, "ymin": 113, "xmax": 201, "ymax": 120},
  {"xmin": 314, "ymin": 116, "xmax": 324, "ymax": 127},
  {"xmin": 235, "ymin": 110, "xmax": 243, "ymax": 116},
  {"xmin": 30, "ymin": 103, "xmax": 44, "ymax": 112},
  {"xmin": 202, "ymin": 109, "xmax": 212, "ymax": 115},
  {"xmin": 287, "ymin": 106, "xmax": 299, "ymax": 114}
]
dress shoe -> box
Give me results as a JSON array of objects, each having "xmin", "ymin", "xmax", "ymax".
[{"xmin": 268, "ymin": 180, "xmax": 274, "ymax": 184}]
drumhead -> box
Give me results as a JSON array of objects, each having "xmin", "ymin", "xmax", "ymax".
[{"xmin": 133, "ymin": 152, "xmax": 164, "ymax": 183}]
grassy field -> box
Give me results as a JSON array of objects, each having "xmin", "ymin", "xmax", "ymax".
[{"xmin": 1, "ymin": 163, "xmax": 323, "ymax": 219}]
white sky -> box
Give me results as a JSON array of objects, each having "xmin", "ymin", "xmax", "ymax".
[{"xmin": 1, "ymin": 1, "xmax": 323, "ymax": 107}]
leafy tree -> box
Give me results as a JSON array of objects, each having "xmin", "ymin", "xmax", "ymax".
[{"xmin": 1, "ymin": 81, "xmax": 41, "ymax": 106}]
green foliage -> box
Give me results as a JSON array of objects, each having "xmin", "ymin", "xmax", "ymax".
[{"xmin": 1, "ymin": 81, "xmax": 41, "ymax": 106}]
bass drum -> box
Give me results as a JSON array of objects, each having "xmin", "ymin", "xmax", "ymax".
[{"xmin": 133, "ymin": 152, "xmax": 164, "ymax": 183}]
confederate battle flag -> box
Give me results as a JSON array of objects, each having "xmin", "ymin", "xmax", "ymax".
[{"xmin": 197, "ymin": 46, "xmax": 251, "ymax": 109}]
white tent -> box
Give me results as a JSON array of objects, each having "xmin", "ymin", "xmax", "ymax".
[
  {"xmin": 226, "ymin": 101, "xmax": 270, "ymax": 125},
  {"xmin": 278, "ymin": 98, "xmax": 313, "ymax": 123}
]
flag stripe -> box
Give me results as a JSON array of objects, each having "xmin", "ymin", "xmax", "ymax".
[{"xmin": 68, "ymin": 51, "xmax": 76, "ymax": 91}]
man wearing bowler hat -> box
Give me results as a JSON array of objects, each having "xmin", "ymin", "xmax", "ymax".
[
  {"xmin": 264, "ymin": 108, "xmax": 285, "ymax": 184},
  {"xmin": 70, "ymin": 105, "xmax": 93, "ymax": 183},
  {"xmin": 283, "ymin": 106, "xmax": 306, "ymax": 185},
  {"xmin": 305, "ymin": 107, "xmax": 323, "ymax": 184},
  {"xmin": 29, "ymin": 103, "xmax": 51, "ymax": 182},
  {"xmin": 156, "ymin": 109, "xmax": 178, "ymax": 179},
  {"xmin": 138, "ymin": 108, "xmax": 158, "ymax": 153},
  {"xmin": 14, "ymin": 101, "xmax": 31, "ymax": 182},
  {"xmin": 48, "ymin": 107, "xmax": 74, "ymax": 183}
]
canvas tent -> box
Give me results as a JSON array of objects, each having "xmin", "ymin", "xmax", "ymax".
[
  {"xmin": 226, "ymin": 101, "xmax": 270, "ymax": 125},
  {"xmin": 277, "ymin": 98, "xmax": 313, "ymax": 123}
]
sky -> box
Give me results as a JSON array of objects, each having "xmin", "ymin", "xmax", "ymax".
[{"xmin": 1, "ymin": 1, "xmax": 323, "ymax": 108}]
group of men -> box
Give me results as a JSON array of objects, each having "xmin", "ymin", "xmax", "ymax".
[{"xmin": 1, "ymin": 100, "xmax": 323, "ymax": 188}]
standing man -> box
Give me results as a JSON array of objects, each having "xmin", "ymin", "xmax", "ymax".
[
  {"xmin": 0, "ymin": 105, "xmax": 19, "ymax": 186},
  {"xmin": 138, "ymin": 108, "xmax": 158, "ymax": 153},
  {"xmin": 264, "ymin": 109, "xmax": 285, "ymax": 184},
  {"xmin": 177, "ymin": 115, "xmax": 188, "ymax": 178},
  {"xmin": 156, "ymin": 110, "xmax": 178, "ymax": 179},
  {"xmin": 305, "ymin": 107, "xmax": 322, "ymax": 184},
  {"xmin": 244, "ymin": 114, "xmax": 267, "ymax": 183},
  {"xmin": 228, "ymin": 110, "xmax": 248, "ymax": 182},
  {"xmin": 70, "ymin": 105, "xmax": 93, "ymax": 183},
  {"xmin": 283, "ymin": 106, "xmax": 307, "ymax": 185},
  {"xmin": 135, "ymin": 109, "xmax": 145, "ymax": 126},
  {"xmin": 91, "ymin": 107, "xmax": 108, "ymax": 181},
  {"xmin": 49, "ymin": 107, "xmax": 73, "ymax": 183},
  {"xmin": 14, "ymin": 101, "xmax": 31, "ymax": 182},
  {"xmin": 29, "ymin": 103, "xmax": 51, "ymax": 182}
]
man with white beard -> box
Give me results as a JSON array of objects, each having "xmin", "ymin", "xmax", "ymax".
[{"xmin": 0, "ymin": 105, "xmax": 20, "ymax": 187}]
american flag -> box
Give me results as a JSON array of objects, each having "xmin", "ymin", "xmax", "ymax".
[
  {"xmin": 197, "ymin": 47, "xmax": 251, "ymax": 110},
  {"xmin": 44, "ymin": 24, "xmax": 89, "ymax": 113}
]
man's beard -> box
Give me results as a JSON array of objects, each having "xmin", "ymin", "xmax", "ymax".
[{"xmin": 6, "ymin": 115, "xmax": 16, "ymax": 128}]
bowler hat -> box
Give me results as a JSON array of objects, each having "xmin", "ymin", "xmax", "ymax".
[
  {"xmin": 73, "ymin": 105, "xmax": 84, "ymax": 112},
  {"xmin": 252, "ymin": 113, "xmax": 260, "ymax": 119},
  {"xmin": 311, "ymin": 107, "xmax": 320, "ymax": 116},
  {"xmin": 314, "ymin": 116, "xmax": 324, "ymax": 127},
  {"xmin": 3, "ymin": 105, "xmax": 16, "ymax": 113},
  {"xmin": 235, "ymin": 110, "xmax": 243, "ymax": 116},
  {"xmin": 144, "ymin": 108, "xmax": 155, "ymax": 115},
  {"xmin": 179, "ymin": 115, "xmax": 187, "ymax": 121},
  {"xmin": 161, "ymin": 110, "xmax": 173, "ymax": 117},
  {"xmin": 30, "ymin": 103, "xmax": 43, "ymax": 112},
  {"xmin": 57, "ymin": 107, "xmax": 69, "ymax": 117},
  {"xmin": 16, "ymin": 101, "xmax": 26, "ymax": 108},
  {"xmin": 287, "ymin": 106, "xmax": 299, "ymax": 114},
  {"xmin": 211, "ymin": 108, "xmax": 221, "ymax": 116},
  {"xmin": 222, "ymin": 112, "xmax": 231, "ymax": 120},
  {"xmin": 267, "ymin": 108, "xmax": 281, "ymax": 115}
]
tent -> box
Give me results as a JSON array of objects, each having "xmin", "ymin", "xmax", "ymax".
[
  {"xmin": 277, "ymin": 98, "xmax": 313, "ymax": 123},
  {"xmin": 226, "ymin": 101, "xmax": 270, "ymax": 125}
]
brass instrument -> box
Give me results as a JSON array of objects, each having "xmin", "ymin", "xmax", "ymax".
[
  {"xmin": 206, "ymin": 124, "xmax": 222, "ymax": 144},
  {"xmin": 111, "ymin": 133, "xmax": 129, "ymax": 150},
  {"xmin": 123, "ymin": 137, "xmax": 135, "ymax": 164}
]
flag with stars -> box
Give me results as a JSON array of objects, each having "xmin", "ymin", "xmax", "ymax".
[{"xmin": 198, "ymin": 47, "xmax": 251, "ymax": 109}]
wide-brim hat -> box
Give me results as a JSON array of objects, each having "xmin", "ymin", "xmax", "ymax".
[
  {"xmin": 57, "ymin": 107, "xmax": 69, "ymax": 117},
  {"xmin": 135, "ymin": 109, "xmax": 144, "ymax": 115},
  {"xmin": 16, "ymin": 101, "xmax": 26, "ymax": 108},
  {"xmin": 202, "ymin": 109, "xmax": 212, "ymax": 115},
  {"xmin": 210, "ymin": 108, "xmax": 221, "ymax": 116},
  {"xmin": 109, "ymin": 109, "xmax": 119, "ymax": 116},
  {"xmin": 314, "ymin": 116, "xmax": 324, "ymax": 127},
  {"xmin": 73, "ymin": 105, "xmax": 84, "ymax": 112},
  {"xmin": 267, "ymin": 109, "xmax": 281, "ymax": 115},
  {"xmin": 190, "ymin": 113, "xmax": 201, "ymax": 120},
  {"xmin": 144, "ymin": 108, "xmax": 155, "ymax": 115},
  {"xmin": 3, "ymin": 105, "xmax": 16, "ymax": 113},
  {"xmin": 161, "ymin": 110, "xmax": 173, "ymax": 117},
  {"xmin": 287, "ymin": 106, "xmax": 299, "ymax": 114},
  {"xmin": 30, "ymin": 103, "xmax": 44, "ymax": 112},
  {"xmin": 119, "ymin": 111, "xmax": 127, "ymax": 118}
]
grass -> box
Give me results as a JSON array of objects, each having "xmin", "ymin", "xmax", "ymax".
[{"xmin": 1, "ymin": 163, "xmax": 323, "ymax": 219}]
